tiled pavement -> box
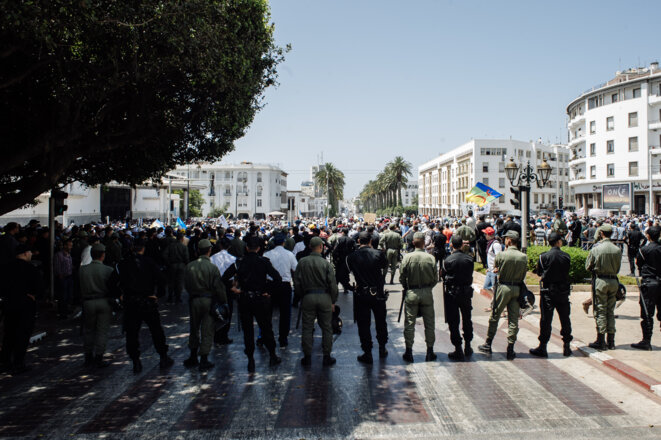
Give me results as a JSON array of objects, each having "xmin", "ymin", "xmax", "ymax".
[{"xmin": 1, "ymin": 277, "xmax": 661, "ymax": 439}]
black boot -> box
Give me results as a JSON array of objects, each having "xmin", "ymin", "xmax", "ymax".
[
  {"xmin": 159, "ymin": 354, "xmax": 174, "ymax": 369},
  {"xmin": 301, "ymin": 355, "xmax": 311, "ymax": 366},
  {"xmin": 588, "ymin": 333, "xmax": 607, "ymax": 350},
  {"xmin": 183, "ymin": 348, "xmax": 199, "ymax": 368},
  {"xmin": 402, "ymin": 348, "xmax": 414, "ymax": 363},
  {"xmin": 607, "ymin": 333, "xmax": 615, "ymax": 350},
  {"xmin": 448, "ymin": 345, "xmax": 465, "ymax": 361},
  {"xmin": 132, "ymin": 357, "xmax": 143, "ymax": 374},
  {"xmin": 631, "ymin": 339, "xmax": 652, "ymax": 351},
  {"xmin": 247, "ymin": 357, "xmax": 256, "ymax": 372},
  {"xmin": 269, "ymin": 353, "xmax": 282, "ymax": 366},
  {"xmin": 425, "ymin": 347, "xmax": 437, "ymax": 362},
  {"xmin": 389, "ymin": 274, "xmax": 395, "ymax": 285},
  {"xmin": 563, "ymin": 342, "xmax": 572, "ymax": 357},
  {"xmin": 379, "ymin": 345, "xmax": 388, "ymax": 359},
  {"xmin": 529, "ymin": 344, "xmax": 548, "ymax": 358},
  {"xmin": 199, "ymin": 355, "xmax": 214, "ymax": 371},
  {"xmin": 84, "ymin": 353, "xmax": 93, "ymax": 367},
  {"xmin": 506, "ymin": 343, "xmax": 516, "ymax": 360},
  {"xmin": 478, "ymin": 339, "xmax": 492, "ymax": 354},
  {"xmin": 323, "ymin": 355, "xmax": 336, "ymax": 366},
  {"xmin": 357, "ymin": 352, "xmax": 373, "ymax": 364},
  {"xmin": 94, "ymin": 354, "xmax": 110, "ymax": 368},
  {"xmin": 464, "ymin": 343, "xmax": 473, "ymax": 358}
]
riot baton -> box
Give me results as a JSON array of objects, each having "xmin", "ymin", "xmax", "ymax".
[
  {"xmin": 397, "ymin": 288, "xmax": 406, "ymax": 323},
  {"xmin": 634, "ymin": 276, "xmax": 651, "ymax": 320},
  {"xmin": 295, "ymin": 299, "xmax": 302, "ymax": 329}
]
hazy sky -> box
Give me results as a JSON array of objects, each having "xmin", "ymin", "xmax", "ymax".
[{"xmin": 221, "ymin": 0, "xmax": 661, "ymax": 198}]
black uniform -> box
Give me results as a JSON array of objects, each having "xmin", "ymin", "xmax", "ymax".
[
  {"xmin": 626, "ymin": 228, "xmax": 645, "ymax": 276},
  {"xmin": 117, "ymin": 253, "xmax": 169, "ymax": 361},
  {"xmin": 475, "ymin": 221, "xmax": 489, "ymax": 266},
  {"xmin": 222, "ymin": 253, "xmax": 282, "ymax": 358},
  {"xmin": 0, "ymin": 258, "xmax": 43, "ymax": 372},
  {"xmin": 441, "ymin": 250, "xmax": 474, "ymax": 348},
  {"xmin": 636, "ymin": 241, "xmax": 661, "ymax": 343},
  {"xmin": 570, "ymin": 221, "xmax": 583, "ymax": 247},
  {"xmin": 433, "ymin": 232, "xmax": 447, "ymax": 266},
  {"xmin": 501, "ymin": 220, "xmax": 521, "ymax": 237},
  {"xmin": 332, "ymin": 234, "xmax": 354, "ymax": 292},
  {"xmin": 346, "ymin": 246, "xmax": 388, "ymax": 353},
  {"xmin": 535, "ymin": 247, "xmax": 572, "ymax": 344}
]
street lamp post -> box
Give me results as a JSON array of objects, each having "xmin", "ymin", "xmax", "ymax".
[{"xmin": 504, "ymin": 158, "xmax": 553, "ymax": 252}]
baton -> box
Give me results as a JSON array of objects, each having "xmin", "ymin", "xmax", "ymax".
[
  {"xmin": 397, "ymin": 289, "xmax": 406, "ymax": 323},
  {"xmin": 634, "ymin": 276, "xmax": 651, "ymax": 320},
  {"xmin": 295, "ymin": 300, "xmax": 302, "ymax": 329}
]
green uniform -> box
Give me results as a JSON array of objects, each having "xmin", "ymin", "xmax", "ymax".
[
  {"xmin": 294, "ymin": 252, "xmax": 339, "ymax": 356},
  {"xmin": 165, "ymin": 240, "xmax": 189, "ymax": 302},
  {"xmin": 585, "ymin": 238, "xmax": 621, "ymax": 334},
  {"xmin": 184, "ymin": 255, "xmax": 227, "ymax": 356},
  {"xmin": 327, "ymin": 233, "xmax": 338, "ymax": 249},
  {"xmin": 552, "ymin": 218, "xmax": 568, "ymax": 235},
  {"xmin": 487, "ymin": 246, "xmax": 527, "ymax": 344},
  {"xmin": 455, "ymin": 225, "xmax": 476, "ymax": 242},
  {"xmin": 284, "ymin": 236, "xmax": 295, "ymax": 252},
  {"xmin": 399, "ymin": 249, "xmax": 438, "ymax": 349},
  {"xmin": 379, "ymin": 230, "xmax": 403, "ymax": 279},
  {"xmin": 79, "ymin": 260, "xmax": 114, "ymax": 357}
]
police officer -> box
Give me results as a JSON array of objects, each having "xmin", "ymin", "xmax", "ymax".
[
  {"xmin": 184, "ymin": 239, "xmax": 227, "ymax": 371},
  {"xmin": 79, "ymin": 243, "xmax": 117, "ymax": 368},
  {"xmin": 379, "ymin": 224, "xmax": 402, "ymax": 284},
  {"xmin": 400, "ymin": 231, "xmax": 438, "ymax": 363},
  {"xmin": 117, "ymin": 240, "xmax": 173, "ymax": 373},
  {"xmin": 164, "ymin": 231, "xmax": 189, "ymax": 303},
  {"xmin": 478, "ymin": 230, "xmax": 527, "ymax": 360},
  {"xmin": 585, "ymin": 224, "xmax": 622, "ymax": 350},
  {"xmin": 222, "ymin": 236, "xmax": 282, "ymax": 372},
  {"xmin": 0, "ymin": 244, "xmax": 42, "ymax": 374},
  {"xmin": 454, "ymin": 218, "xmax": 476, "ymax": 255},
  {"xmin": 530, "ymin": 232, "xmax": 573, "ymax": 357},
  {"xmin": 347, "ymin": 231, "xmax": 388, "ymax": 364},
  {"xmin": 625, "ymin": 223, "xmax": 645, "ymax": 277},
  {"xmin": 263, "ymin": 233, "xmax": 298, "ymax": 347},
  {"xmin": 552, "ymin": 212, "xmax": 568, "ymax": 237},
  {"xmin": 441, "ymin": 235, "xmax": 474, "ymax": 361},
  {"xmin": 332, "ymin": 228, "xmax": 355, "ymax": 293},
  {"xmin": 294, "ymin": 236, "xmax": 339, "ymax": 367},
  {"xmin": 632, "ymin": 226, "xmax": 661, "ymax": 350}
]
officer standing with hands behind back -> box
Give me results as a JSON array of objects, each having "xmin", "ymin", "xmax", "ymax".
[{"xmin": 632, "ymin": 226, "xmax": 661, "ymax": 351}]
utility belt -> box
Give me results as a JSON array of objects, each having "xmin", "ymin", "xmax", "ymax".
[
  {"xmin": 304, "ymin": 289, "xmax": 328, "ymax": 296},
  {"xmin": 445, "ymin": 284, "xmax": 473, "ymax": 299},
  {"xmin": 498, "ymin": 281, "xmax": 520, "ymax": 286},
  {"xmin": 190, "ymin": 293, "xmax": 213, "ymax": 300},
  {"xmin": 540, "ymin": 281, "xmax": 570, "ymax": 296},
  {"xmin": 596, "ymin": 274, "xmax": 618, "ymax": 280},
  {"xmin": 243, "ymin": 291, "xmax": 269, "ymax": 301},
  {"xmin": 356, "ymin": 285, "xmax": 388, "ymax": 301},
  {"xmin": 407, "ymin": 285, "xmax": 433, "ymax": 290},
  {"xmin": 83, "ymin": 294, "xmax": 108, "ymax": 301}
]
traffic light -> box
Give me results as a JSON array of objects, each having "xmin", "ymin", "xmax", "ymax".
[
  {"xmin": 510, "ymin": 187, "xmax": 520, "ymax": 210},
  {"xmin": 51, "ymin": 190, "xmax": 68, "ymax": 215},
  {"xmin": 558, "ymin": 196, "xmax": 564, "ymax": 210}
]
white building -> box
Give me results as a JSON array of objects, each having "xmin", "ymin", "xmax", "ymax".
[
  {"xmin": 418, "ymin": 139, "xmax": 569, "ymax": 217},
  {"xmin": 401, "ymin": 183, "xmax": 418, "ymax": 207},
  {"xmin": 171, "ymin": 162, "xmax": 288, "ymax": 219},
  {"xmin": 567, "ymin": 63, "xmax": 661, "ymax": 215}
]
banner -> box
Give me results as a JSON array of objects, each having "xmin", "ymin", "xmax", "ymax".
[
  {"xmin": 176, "ymin": 217, "xmax": 187, "ymax": 230},
  {"xmin": 602, "ymin": 183, "xmax": 631, "ymax": 210},
  {"xmin": 218, "ymin": 215, "xmax": 229, "ymax": 229},
  {"xmin": 465, "ymin": 182, "xmax": 502, "ymax": 207},
  {"xmin": 363, "ymin": 213, "xmax": 377, "ymax": 224}
]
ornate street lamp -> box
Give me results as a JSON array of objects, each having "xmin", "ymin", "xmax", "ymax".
[{"xmin": 505, "ymin": 158, "xmax": 553, "ymax": 252}]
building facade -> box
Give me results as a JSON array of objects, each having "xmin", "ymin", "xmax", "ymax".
[
  {"xmin": 401, "ymin": 183, "xmax": 418, "ymax": 207},
  {"xmin": 418, "ymin": 139, "xmax": 569, "ymax": 217},
  {"xmin": 171, "ymin": 162, "xmax": 288, "ymax": 219},
  {"xmin": 567, "ymin": 63, "xmax": 661, "ymax": 215}
]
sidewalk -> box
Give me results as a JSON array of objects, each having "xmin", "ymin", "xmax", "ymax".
[{"xmin": 472, "ymin": 270, "xmax": 661, "ymax": 396}]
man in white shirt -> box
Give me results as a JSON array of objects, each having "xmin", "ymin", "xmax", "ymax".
[
  {"xmin": 481, "ymin": 227, "xmax": 503, "ymax": 298},
  {"xmin": 264, "ymin": 233, "xmax": 298, "ymax": 347},
  {"xmin": 210, "ymin": 237, "xmax": 236, "ymax": 345}
]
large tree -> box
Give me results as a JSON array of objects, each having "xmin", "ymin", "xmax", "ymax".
[
  {"xmin": 314, "ymin": 163, "xmax": 345, "ymax": 217},
  {"xmin": 386, "ymin": 156, "xmax": 412, "ymax": 207},
  {"xmin": 0, "ymin": 0, "xmax": 285, "ymax": 215}
]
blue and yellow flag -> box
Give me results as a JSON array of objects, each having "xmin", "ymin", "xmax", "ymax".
[{"xmin": 465, "ymin": 182, "xmax": 502, "ymax": 207}]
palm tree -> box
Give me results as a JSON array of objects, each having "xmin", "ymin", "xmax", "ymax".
[
  {"xmin": 387, "ymin": 156, "xmax": 412, "ymax": 207},
  {"xmin": 314, "ymin": 162, "xmax": 345, "ymax": 217}
]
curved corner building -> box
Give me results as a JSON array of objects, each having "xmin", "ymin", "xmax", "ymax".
[{"xmin": 567, "ymin": 62, "xmax": 661, "ymax": 215}]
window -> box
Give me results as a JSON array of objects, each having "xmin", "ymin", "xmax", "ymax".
[
  {"xmin": 607, "ymin": 163, "xmax": 615, "ymax": 177},
  {"xmin": 611, "ymin": 93, "xmax": 618, "ymax": 103},
  {"xmin": 499, "ymin": 162, "xmax": 504, "ymax": 172},
  {"xmin": 606, "ymin": 116, "xmax": 614, "ymax": 131},
  {"xmin": 482, "ymin": 162, "xmax": 488, "ymax": 172},
  {"xmin": 498, "ymin": 197, "xmax": 504, "ymax": 204},
  {"xmin": 633, "ymin": 88, "xmax": 641, "ymax": 98},
  {"xmin": 256, "ymin": 185, "xmax": 263, "ymax": 197},
  {"xmin": 483, "ymin": 178, "xmax": 489, "ymax": 185},
  {"xmin": 590, "ymin": 120, "xmax": 596, "ymax": 134},
  {"xmin": 629, "ymin": 136, "xmax": 638, "ymax": 152},
  {"xmin": 257, "ymin": 172, "xmax": 263, "ymax": 183},
  {"xmin": 257, "ymin": 199, "xmax": 262, "ymax": 207},
  {"xmin": 541, "ymin": 194, "xmax": 545, "ymax": 204},
  {"xmin": 590, "ymin": 166, "xmax": 596, "ymax": 178},
  {"xmin": 607, "ymin": 140, "xmax": 614, "ymax": 154},
  {"xmin": 590, "ymin": 143, "xmax": 596, "ymax": 156},
  {"xmin": 499, "ymin": 177, "xmax": 505, "ymax": 188},
  {"xmin": 536, "ymin": 151, "xmax": 541, "ymax": 160},
  {"xmin": 534, "ymin": 193, "xmax": 539, "ymax": 204},
  {"xmin": 629, "ymin": 161, "xmax": 639, "ymax": 176},
  {"xmin": 628, "ymin": 112, "xmax": 638, "ymax": 127}
]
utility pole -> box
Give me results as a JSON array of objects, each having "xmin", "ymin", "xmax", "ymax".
[{"xmin": 48, "ymin": 195, "xmax": 55, "ymax": 302}]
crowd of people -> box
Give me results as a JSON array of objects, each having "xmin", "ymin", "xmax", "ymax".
[{"xmin": 0, "ymin": 208, "xmax": 660, "ymax": 376}]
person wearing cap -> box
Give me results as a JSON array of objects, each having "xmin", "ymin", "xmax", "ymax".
[
  {"xmin": 625, "ymin": 222, "xmax": 645, "ymax": 277},
  {"xmin": 399, "ymin": 231, "xmax": 438, "ymax": 363},
  {"xmin": 331, "ymin": 228, "xmax": 355, "ymax": 293},
  {"xmin": 210, "ymin": 237, "xmax": 237, "ymax": 345},
  {"xmin": 294, "ymin": 236, "xmax": 339, "ymax": 367},
  {"xmin": 631, "ymin": 226, "xmax": 661, "ymax": 351},
  {"xmin": 569, "ymin": 214, "xmax": 583, "ymax": 248},
  {"xmin": 164, "ymin": 231, "xmax": 189, "ymax": 303},
  {"xmin": 481, "ymin": 226, "xmax": 502, "ymax": 298},
  {"xmin": 475, "ymin": 215, "xmax": 490, "ymax": 269},
  {"xmin": 346, "ymin": 231, "xmax": 389, "ymax": 364},
  {"xmin": 79, "ymin": 243, "xmax": 118, "ymax": 368},
  {"xmin": 441, "ymin": 235, "xmax": 475, "ymax": 361},
  {"xmin": 0, "ymin": 244, "xmax": 43, "ymax": 374},
  {"xmin": 263, "ymin": 233, "xmax": 298, "ymax": 348},
  {"xmin": 184, "ymin": 238, "xmax": 228, "ymax": 371},
  {"xmin": 222, "ymin": 236, "xmax": 282, "ymax": 372},
  {"xmin": 117, "ymin": 239, "xmax": 172, "ymax": 373},
  {"xmin": 585, "ymin": 223, "xmax": 622, "ymax": 350},
  {"xmin": 478, "ymin": 230, "xmax": 527, "ymax": 360},
  {"xmin": 378, "ymin": 224, "xmax": 403, "ymax": 285},
  {"xmin": 454, "ymin": 218, "xmax": 476, "ymax": 256},
  {"xmin": 530, "ymin": 232, "xmax": 573, "ymax": 358},
  {"xmin": 229, "ymin": 227, "xmax": 246, "ymax": 258},
  {"xmin": 552, "ymin": 212, "xmax": 568, "ymax": 238}
]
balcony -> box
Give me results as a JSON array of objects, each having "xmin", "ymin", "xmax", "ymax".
[
  {"xmin": 568, "ymin": 154, "xmax": 586, "ymax": 165},
  {"xmin": 567, "ymin": 113, "xmax": 586, "ymax": 129},
  {"xmin": 567, "ymin": 135, "xmax": 586, "ymax": 148},
  {"xmin": 649, "ymin": 120, "xmax": 661, "ymax": 130},
  {"xmin": 649, "ymin": 95, "xmax": 661, "ymax": 106}
]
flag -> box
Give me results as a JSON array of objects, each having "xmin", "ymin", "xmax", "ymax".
[
  {"xmin": 465, "ymin": 182, "xmax": 502, "ymax": 207},
  {"xmin": 176, "ymin": 217, "xmax": 186, "ymax": 230},
  {"xmin": 150, "ymin": 219, "xmax": 164, "ymax": 229},
  {"xmin": 218, "ymin": 215, "xmax": 229, "ymax": 229},
  {"xmin": 325, "ymin": 217, "xmax": 328, "ymax": 227}
]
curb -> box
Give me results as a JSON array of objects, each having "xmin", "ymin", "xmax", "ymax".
[{"xmin": 471, "ymin": 271, "xmax": 661, "ymax": 397}]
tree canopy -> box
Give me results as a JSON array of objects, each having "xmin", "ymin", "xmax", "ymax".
[
  {"xmin": 314, "ymin": 163, "xmax": 345, "ymax": 217},
  {"xmin": 0, "ymin": 0, "xmax": 286, "ymax": 215},
  {"xmin": 359, "ymin": 156, "xmax": 412, "ymax": 213}
]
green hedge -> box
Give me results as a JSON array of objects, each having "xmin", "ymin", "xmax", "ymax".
[{"xmin": 526, "ymin": 245, "xmax": 591, "ymax": 284}]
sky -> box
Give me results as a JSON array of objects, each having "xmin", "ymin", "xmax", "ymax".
[{"xmin": 221, "ymin": 0, "xmax": 661, "ymax": 198}]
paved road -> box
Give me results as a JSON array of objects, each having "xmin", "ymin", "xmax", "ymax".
[{"xmin": 1, "ymin": 274, "xmax": 660, "ymax": 439}]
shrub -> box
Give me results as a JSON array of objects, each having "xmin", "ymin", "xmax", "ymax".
[{"xmin": 526, "ymin": 245, "xmax": 590, "ymax": 284}]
